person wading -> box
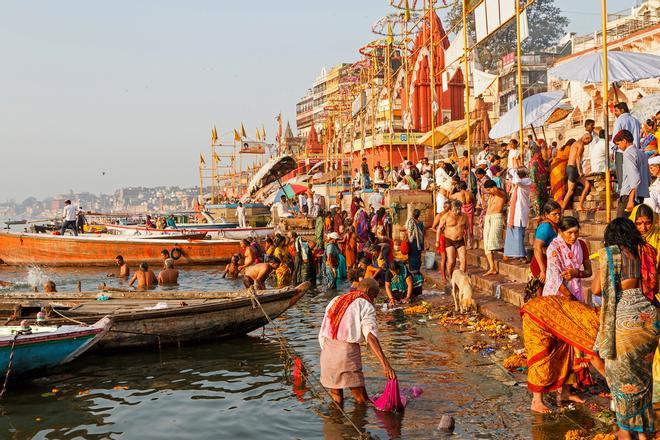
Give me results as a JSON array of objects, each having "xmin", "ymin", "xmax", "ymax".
[{"xmin": 318, "ymin": 278, "xmax": 396, "ymax": 405}]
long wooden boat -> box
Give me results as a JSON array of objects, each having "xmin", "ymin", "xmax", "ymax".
[
  {"xmin": 0, "ymin": 231, "xmax": 241, "ymax": 266},
  {"xmin": 104, "ymin": 224, "xmax": 274, "ymax": 240},
  {"xmin": 0, "ymin": 317, "xmax": 111, "ymax": 376},
  {"xmin": 0, "ymin": 283, "xmax": 309, "ymax": 350}
]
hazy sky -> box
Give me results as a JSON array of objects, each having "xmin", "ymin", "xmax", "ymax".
[{"xmin": 1, "ymin": 0, "xmax": 635, "ymax": 201}]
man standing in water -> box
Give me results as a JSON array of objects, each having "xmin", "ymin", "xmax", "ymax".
[
  {"xmin": 60, "ymin": 200, "xmax": 78, "ymax": 236},
  {"xmin": 561, "ymin": 132, "xmax": 592, "ymax": 210},
  {"xmin": 158, "ymin": 259, "xmax": 179, "ymax": 285},
  {"xmin": 243, "ymin": 258, "xmax": 280, "ymax": 289},
  {"xmin": 438, "ymin": 200, "xmax": 468, "ymax": 278},
  {"xmin": 129, "ymin": 262, "xmax": 157, "ymax": 290},
  {"xmin": 108, "ymin": 255, "xmax": 130, "ymax": 277},
  {"xmin": 319, "ymin": 278, "xmax": 396, "ymax": 405}
]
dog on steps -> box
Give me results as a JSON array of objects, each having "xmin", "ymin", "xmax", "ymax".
[{"xmin": 451, "ymin": 269, "xmax": 477, "ymax": 313}]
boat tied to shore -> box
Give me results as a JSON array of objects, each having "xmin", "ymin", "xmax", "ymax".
[
  {"xmin": 0, "ymin": 231, "xmax": 242, "ymax": 266},
  {"xmin": 0, "ymin": 283, "xmax": 309, "ymax": 350}
]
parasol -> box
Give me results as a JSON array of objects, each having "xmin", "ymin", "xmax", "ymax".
[
  {"xmin": 244, "ymin": 155, "xmax": 297, "ymax": 199},
  {"xmin": 489, "ymin": 91, "xmax": 564, "ymax": 139},
  {"xmin": 417, "ymin": 119, "xmax": 478, "ymax": 148},
  {"xmin": 631, "ymin": 94, "xmax": 660, "ymax": 124},
  {"xmin": 549, "ymin": 51, "xmax": 660, "ymax": 84}
]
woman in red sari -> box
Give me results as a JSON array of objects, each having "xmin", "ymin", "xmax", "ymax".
[{"xmin": 550, "ymin": 139, "xmax": 573, "ymax": 203}]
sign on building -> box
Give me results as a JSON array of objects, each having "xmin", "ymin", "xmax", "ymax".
[{"xmin": 240, "ymin": 141, "xmax": 266, "ymax": 154}]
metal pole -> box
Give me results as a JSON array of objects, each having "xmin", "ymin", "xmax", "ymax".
[
  {"xmin": 462, "ymin": 0, "xmax": 472, "ymax": 189},
  {"xmin": 602, "ymin": 0, "xmax": 611, "ymax": 222},
  {"xmin": 515, "ymin": 0, "xmax": 524, "ymax": 152},
  {"xmin": 387, "ymin": 30, "xmax": 394, "ymax": 177},
  {"xmin": 429, "ymin": 0, "xmax": 437, "ymax": 213}
]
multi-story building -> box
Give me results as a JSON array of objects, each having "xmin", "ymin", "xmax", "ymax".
[{"xmin": 295, "ymin": 90, "xmax": 314, "ymax": 139}]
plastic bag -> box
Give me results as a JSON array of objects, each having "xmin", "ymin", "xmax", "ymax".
[{"xmin": 371, "ymin": 379, "xmax": 407, "ymax": 412}]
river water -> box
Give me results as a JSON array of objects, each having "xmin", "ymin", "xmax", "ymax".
[{"xmin": 0, "ymin": 265, "xmax": 605, "ymax": 439}]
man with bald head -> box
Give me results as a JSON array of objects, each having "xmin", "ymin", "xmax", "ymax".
[
  {"xmin": 318, "ymin": 278, "xmax": 396, "ymax": 405},
  {"xmin": 561, "ymin": 132, "xmax": 592, "ymax": 210}
]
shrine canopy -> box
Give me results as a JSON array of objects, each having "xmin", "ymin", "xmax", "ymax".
[{"xmin": 418, "ymin": 119, "xmax": 478, "ymax": 148}]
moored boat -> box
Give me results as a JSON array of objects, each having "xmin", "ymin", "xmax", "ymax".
[
  {"xmin": 103, "ymin": 224, "xmax": 274, "ymax": 240},
  {"xmin": 0, "ymin": 231, "xmax": 241, "ymax": 266},
  {"xmin": 0, "ymin": 283, "xmax": 309, "ymax": 350},
  {"xmin": 0, "ymin": 317, "xmax": 111, "ymax": 377}
]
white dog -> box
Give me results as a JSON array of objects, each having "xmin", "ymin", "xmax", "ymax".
[{"xmin": 451, "ymin": 269, "xmax": 477, "ymax": 313}]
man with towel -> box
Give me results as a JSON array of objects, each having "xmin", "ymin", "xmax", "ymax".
[{"xmin": 319, "ymin": 278, "xmax": 396, "ymax": 405}]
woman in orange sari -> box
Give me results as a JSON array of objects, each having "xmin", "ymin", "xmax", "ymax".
[
  {"xmin": 549, "ymin": 139, "xmax": 574, "ymax": 204},
  {"xmin": 344, "ymin": 226, "xmax": 357, "ymax": 270},
  {"xmin": 521, "ymin": 295, "xmax": 605, "ymax": 413}
]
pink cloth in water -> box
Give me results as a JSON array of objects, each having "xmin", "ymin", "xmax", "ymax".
[{"xmin": 370, "ymin": 379, "xmax": 407, "ymax": 412}]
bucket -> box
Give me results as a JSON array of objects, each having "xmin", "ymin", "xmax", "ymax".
[{"xmin": 424, "ymin": 251, "xmax": 436, "ymax": 270}]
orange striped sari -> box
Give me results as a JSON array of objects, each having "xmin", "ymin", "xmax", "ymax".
[
  {"xmin": 521, "ymin": 295, "xmax": 599, "ymax": 393},
  {"xmin": 550, "ymin": 147, "xmax": 570, "ymax": 203}
]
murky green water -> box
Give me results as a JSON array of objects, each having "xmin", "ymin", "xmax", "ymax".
[{"xmin": 0, "ymin": 265, "xmax": 609, "ymax": 439}]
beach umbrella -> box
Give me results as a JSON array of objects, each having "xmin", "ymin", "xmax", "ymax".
[
  {"xmin": 541, "ymin": 102, "xmax": 573, "ymax": 125},
  {"xmin": 549, "ymin": 51, "xmax": 660, "ymax": 84},
  {"xmin": 263, "ymin": 183, "xmax": 307, "ymax": 205},
  {"xmin": 489, "ymin": 91, "xmax": 564, "ymax": 139},
  {"xmin": 631, "ymin": 93, "xmax": 660, "ymax": 123},
  {"xmin": 418, "ymin": 119, "xmax": 478, "ymax": 148}
]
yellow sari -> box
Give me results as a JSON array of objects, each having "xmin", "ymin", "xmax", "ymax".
[
  {"xmin": 550, "ymin": 147, "xmax": 570, "ymax": 203},
  {"xmin": 630, "ymin": 205, "xmax": 660, "ymax": 405}
]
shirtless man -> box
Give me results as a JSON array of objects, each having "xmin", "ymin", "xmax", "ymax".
[
  {"xmin": 483, "ymin": 180, "xmax": 507, "ymax": 275},
  {"xmin": 431, "ymin": 200, "xmax": 452, "ymax": 281},
  {"xmin": 438, "ymin": 200, "xmax": 468, "ymax": 279},
  {"xmin": 562, "ymin": 132, "xmax": 592, "ymax": 210},
  {"xmin": 243, "ymin": 258, "xmax": 280, "ymax": 290},
  {"xmin": 44, "ymin": 281, "xmax": 57, "ymax": 293},
  {"xmin": 451, "ymin": 181, "xmax": 475, "ymax": 247},
  {"xmin": 129, "ymin": 262, "xmax": 157, "ymax": 290},
  {"xmin": 222, "ymin": 254, "xmax": 241, "ymax": 279},
  {"xmin": 108, "ymin": 255, "xmax": 130, "ymax": 278},
  {"xmin": 237, "ymin": 239, "xmax": 259, "ymax": 273},
  {"xmin": 158, "ymin": 258, "xmax": 179, "ymax": 285}
]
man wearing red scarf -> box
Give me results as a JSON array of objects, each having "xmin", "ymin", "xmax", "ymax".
[{"xmin": 318, "ymin": 278, "xmax": 396, "ymax": 405}]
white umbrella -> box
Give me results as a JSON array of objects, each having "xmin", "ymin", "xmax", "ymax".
[
  {"xmin": 489, "ymin": 91, "xmax": 564, "ymax": 139},
  {"xmin": 631, "ymin": 93, "xmax": 660, "ymax": 124},
  {"xmin": 549, "ymin": 51, "xmax": 660, "ymax": 83}
]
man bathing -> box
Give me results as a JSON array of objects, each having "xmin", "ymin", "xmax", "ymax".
[
  {"xmin": 562, "ymin": 132, "xmax": 592, "ymax": 210},
  {"xmin": 483, "ymin": 180, "xmax": 506, "ymax": 275},
  {"xmin": 129, "ymin": 262, "xmax": 157, "ymax": 290},
  {"xmin": 319, "ymin": 278, "xmax": 396, "ymax": 405},
  {"xmin": 223, "ymin": 254, "xmax": 241, "ymax": 279},
  {"xmin": 108, "ymin": 256, "xmax": 130, "ymax": 277},
  {"xmin": 158, "ymin": 259, "xmax": 179, "ymax": 285},
  {"xmin": 438, "ymin": 199, "xmax": 468, "ymax": 278},
  {"xmin": 243, "ymin": 258, "xmax": 280, "ymax": 290}
]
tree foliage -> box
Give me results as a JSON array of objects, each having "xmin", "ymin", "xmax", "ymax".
[{"xmin": 445, "ymin": 0, "xmax": 569, "ymax": 70}]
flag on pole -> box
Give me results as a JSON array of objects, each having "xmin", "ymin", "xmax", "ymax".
[
  {"xmin": 211, "ymin": 126, "xmax": 218, "ymax": 144},
  {"xmin": 261, "ymin": 125, "xmax": 266, "ymax": 141},
  {"xmin": 240, "ymin": 123, "xmax": 247, "ymax": 138},
  {"xmin": 387, "ymin": 22, "xmax": 393, "ymax": 46},
  {"xmin": 404, "ymin": 0, "xmax": 410, "ymax": 21},
  {"xmin": 213, "ymin": 152, "xmax": 220, "ymax": 162},
  {"xmin": 255, "ymin": 128, "xmax": 261, "ymax": 141},
  {"xmin": 233, "ymin": 129, "xmax": 241, "ymax": 142},
  {"xmin": 199, "ymin": 154, "xmax": 206, "ymax": 166}
]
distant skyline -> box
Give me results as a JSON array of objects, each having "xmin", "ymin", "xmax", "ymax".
[{"xmin": 1, "ymin": 0, "xmax": 636, "ymax": 201}]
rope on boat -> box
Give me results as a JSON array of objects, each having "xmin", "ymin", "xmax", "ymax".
[
  {"xmin": 245, "ymin": 286, "xmax": 369, "ymax": 439},
  {"xmin": 0, "ymin": 331, "xmax": 24, "ymax": 399}
]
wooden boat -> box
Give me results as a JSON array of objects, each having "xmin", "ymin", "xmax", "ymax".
[
  {"xmin": 0, "ymin": 283, "xmax": 309, "ymax": 350},
  {"xmin": 0, "ymin": 317, "xmax": 111, "ymax": 376},
  {"xmin": 104, "ymin": 224, "xmax": 274, "ymax": 240},
  {"xmin": 0, "ymin": 231, "xmax": 241, "ymax": 266}
]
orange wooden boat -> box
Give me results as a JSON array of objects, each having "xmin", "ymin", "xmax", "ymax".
[{"xmin": 0, "ymin": 232, "xmax": 242, "ymax": 266}]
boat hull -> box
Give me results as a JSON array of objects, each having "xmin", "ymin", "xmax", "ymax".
[
  {"xmin": 0, "ymin": 317, "xmax": 111, "ymax": 376},
  {"xmin": 104, "ymin": 224, "xmax": 274, "ymax": 241},
  {"xmin": 0, "ymin": 232, "xmax": 241, "ymax": 266},
  {"xmin": 0, "ymin": 284, "xmax": 308, "ymax": 350}
]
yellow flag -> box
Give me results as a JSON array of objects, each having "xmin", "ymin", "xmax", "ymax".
[
  {"xmin": 199, "ymin": 154, "xmax": 206, "ymax": 166},
  {"xmin": 256, "ymin": 128, "xmax": 261, "ymax": 141},
  {"xmin": 240, "ymin": 123, "xmax": 247, "ymax": 138},
  {"xmin": 261, "ymin": 125, "xmax": 266, "ymax": 140},
  {"xmin": 387, "ymin": 22, "xmax": 393, "ymax": 46},
  {"xmin": 211, "ymin": 126, "xmax": 218, "ymax": 144},
  {"xmin": 404, "ymin": 0, "xmax": 410, "ymax": 21},
  {"xmin": 213, "ymin": 152, "xmax": 220, "ymax": 162},
  {"xmin": 233, "ymin": 129, "xmax": 241, "ymax": 142}
]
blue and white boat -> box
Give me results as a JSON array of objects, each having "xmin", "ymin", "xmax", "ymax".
[{"xmin": 0, "ymin": 317, "xmax": 111, "ymax": 377}]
